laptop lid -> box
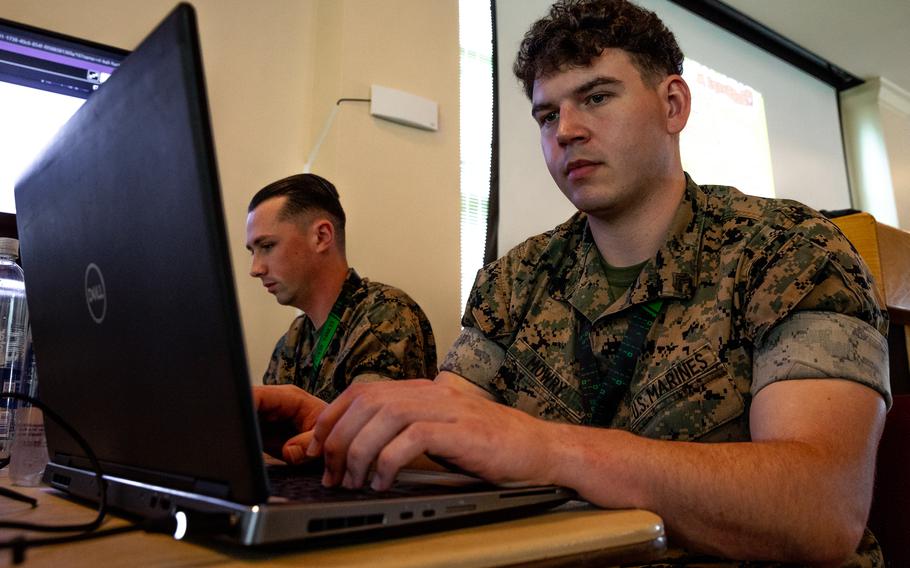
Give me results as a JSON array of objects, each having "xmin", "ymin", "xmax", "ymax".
[
  {"xmin": 15, "ymin": 2, "xmax": 269, "ymax": 505},
  {"xmin": 14, "ymin": 6, "xmax": 575, "ymax": 546}
]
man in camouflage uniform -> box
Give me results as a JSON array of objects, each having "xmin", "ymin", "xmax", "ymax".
[
  {"xmin": 255, "ymin": 1, "xmax": 890, "ymax": 566},
  {"xmin": 246, "ymin": 173, "xmax": 437, "ymax": 460}
]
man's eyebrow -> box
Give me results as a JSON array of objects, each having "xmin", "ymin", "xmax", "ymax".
[
  {"xmin": 574, "ymin": 76, "xmax": 622, "ymax": 95},
  {"xmin": 246, "ymin": 235, "xmax": 270, "ymax": 251},
  {"xmin": 531, "ymin": 76, "xmax": 623, "ymax": 117}
]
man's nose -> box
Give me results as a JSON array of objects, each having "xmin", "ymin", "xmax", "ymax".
[
  {"xmin": 555, "ymin": 105, "xmax": 589, "ymax": 146},
  {"xmin": 250, "ymin": 256, "xmax": 265, "ymax": 278}
]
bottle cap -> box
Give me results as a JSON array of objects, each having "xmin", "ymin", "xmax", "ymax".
[{"xmin": 0, "ymin": 237, "xmax": 19, "ymax": 259}]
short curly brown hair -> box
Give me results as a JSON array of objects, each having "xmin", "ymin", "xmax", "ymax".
[{"xmin": 513, "ymin": 0, "xmax": 683, "ymax": 99}]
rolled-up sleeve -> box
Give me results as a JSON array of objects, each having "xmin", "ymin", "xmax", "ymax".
[
  {"xmin": 752, "ymin": 311, "xmax": 891, "ymax": 408},
  {"xmin": 441, "ymin": 326, "xmax": 507, "ymax": 394}
]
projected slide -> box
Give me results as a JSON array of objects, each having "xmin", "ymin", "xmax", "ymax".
[{"xmin": 681, "ymin": 58, "xmax": 775, "ymax": 199}]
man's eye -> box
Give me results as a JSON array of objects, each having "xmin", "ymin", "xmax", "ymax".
[
  {"xmin": 539, "ymin": 111, "xmax": 558, "ymax": 126},
  {"xmin": 588, "ymin": 93, "xmax": 609, "ymax": 104}
]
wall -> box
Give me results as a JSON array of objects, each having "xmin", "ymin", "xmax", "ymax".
[
  {"xmin": 881, "ymin": 103, "xmax": 910, "ymax": 229},
  {"xmin": 841, "ymin": 78, "xmax": 910, "ymax": 230},
  {"xmin": 2, "ymin": 0, "xmax": 461, "ymax": 382},
  {"xmin": 306, "ymin": 0, "xmax": 461, "ymax": 371}
]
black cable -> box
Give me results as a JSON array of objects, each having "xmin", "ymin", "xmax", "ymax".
[
  {"xmin": 0, "ymin": 392, "xmax": 116, "ymax": 563},
  {"xmin": 0, "ymin": 392, "xmax": 108, "ymax": 533},
  {"xmin": 0, "ymin": 394, "xmax": 238, "ymax": 564},
  {"xmin": 0, "ymin": 486, "xmax": 36, "ymax": 508}
]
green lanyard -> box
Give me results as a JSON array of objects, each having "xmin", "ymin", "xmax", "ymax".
[
  {"xmin": 306, "ymin": 275, "xmax": 359, "ymax": 388},
  {"xmin": 310, "ymin": 312, "xmax": 342, "ymax": 379},
  {"xmin": 576, "ymin": 299, "xmax": 664, "ymax": 425}
]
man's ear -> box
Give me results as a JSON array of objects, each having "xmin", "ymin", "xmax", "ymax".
[
  {"xmin": 311, "ymin": 218, "xmax": 335, "ymax": 253},
  {"xmin": 663, "ymin": 75, "xmax": 690, "ymax": 135}
]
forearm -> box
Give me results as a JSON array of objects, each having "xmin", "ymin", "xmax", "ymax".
[
  {"xmin": 307, "ymin": 375, "xmax": 884, "ymax": 565},
  {"xmin": 548, "ymin": 423, "xmax": 869, "ymax": 564}
]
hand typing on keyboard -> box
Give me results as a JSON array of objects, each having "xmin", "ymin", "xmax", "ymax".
[{"xmin": 253, "ymin": 384, "xmax": 328, "ymax": 465}]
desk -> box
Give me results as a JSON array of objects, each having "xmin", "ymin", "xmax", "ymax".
[{"xmin": 0, "ymin": 473, "xmax": 665, "ymax": 567}]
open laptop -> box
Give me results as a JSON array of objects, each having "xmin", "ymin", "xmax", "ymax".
[{"xmin": 13, "ymin": 3, "xmax": 572, "ymax": 546}]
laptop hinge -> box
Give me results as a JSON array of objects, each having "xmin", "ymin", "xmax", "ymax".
[{"xmin": 51, "ymin": 452, "xmax": 229, "ymax": 498}]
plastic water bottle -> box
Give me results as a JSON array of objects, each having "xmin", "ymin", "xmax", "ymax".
[
  {"xmin": 10, "ymin": 328, "xmax": 47, "ymax": 486},
  {"xmin": 0, "ymin": 237, "xmax": 29, "ymax": 464}
]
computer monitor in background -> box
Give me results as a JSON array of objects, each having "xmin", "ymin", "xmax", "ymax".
[{"xmin": 0, "ymin": 17, "xmax": 128, "ymax": 228}]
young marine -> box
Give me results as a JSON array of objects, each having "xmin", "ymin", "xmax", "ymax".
[{"xmin": 255, "ymin": 2, "xmax": 890, "ymax": 565}]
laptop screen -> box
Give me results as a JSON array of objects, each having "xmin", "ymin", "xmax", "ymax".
[{"xmin": 0, "ymin": 15, "xmax": 128, "ymax": 216}]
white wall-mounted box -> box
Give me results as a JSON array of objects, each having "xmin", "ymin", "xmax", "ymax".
[{"xmin": 370, "ymin": 85, "xmax": 438, "ymax": 131}]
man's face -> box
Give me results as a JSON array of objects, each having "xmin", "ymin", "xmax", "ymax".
[
  {"xmin": 531, "ymin": 49, "xmax": 675, "ymax": 220},
  {"xmin": 245, "ymin": 196, "xmax": 317, "ymax": 309}
]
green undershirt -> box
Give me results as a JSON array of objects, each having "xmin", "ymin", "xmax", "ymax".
[{"xmin": 600, "ymin": 256, "xmax": 648, "ymax": 303}]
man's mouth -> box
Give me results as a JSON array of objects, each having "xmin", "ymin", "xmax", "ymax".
[{"xmin": 565, "ymin": 159, "xmax": 600, "ymax": 180}]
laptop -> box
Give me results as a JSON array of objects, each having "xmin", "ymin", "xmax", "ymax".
[{"xmin": 13, "ymin": 3, "xmax": 572, "ymax": 546}]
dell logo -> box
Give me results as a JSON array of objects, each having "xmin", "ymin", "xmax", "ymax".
[
  {"xmin": 86, "ymin": 285, "xmax": 105, "ymax": 303},
  {"xmin": 84, "ymin": 263, "xmax": 107, "ymax": 324}
]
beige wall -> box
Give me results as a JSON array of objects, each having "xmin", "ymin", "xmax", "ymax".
[
  {"xmin": 881, "ymin": 104, "xmax": 910, "ymax": 230},
  {"xmin": 2, "ymin": 0, "xmax": 461, "ymax": 381},
  {"xmin": 306, "ymin": 0, "xmax": 461, "ymax": 371},
  {"xmin": 841, "ymin": 78, "xmax": 910, "ymax": 230}
]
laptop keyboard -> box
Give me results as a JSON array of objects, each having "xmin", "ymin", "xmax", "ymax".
[{"xmin": 266, "ymin": 465, "xmax": 484, "ymax": 503}]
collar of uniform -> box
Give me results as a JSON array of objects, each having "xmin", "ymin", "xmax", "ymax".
[
  {"xmin": 536, "ymin": 211, "xmax": 589, "ymax": 302},
  {"xmin": 301, "ymin": 267, "xmax": 366, "ymax": 334},
  {"xmin": 564, "ymin": 174, "xmax": 706, "ymax": 323},
  {"xmin": 281, "ymin": 269, "xmax": 364, "ymax": 388},
  {"xmin": 327, "ymin": 267, "xmax": 365, "ymax": 325},
  {"xmin": 627, "ymin": 173, "xmax": 705, "ymax": 306},
  {"xmin": 562, "ymin": 226, "xmax": 614, "ymax": 322}
]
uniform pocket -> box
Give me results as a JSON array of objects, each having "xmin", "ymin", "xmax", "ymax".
[{"xmin": 629, "ymin": 344, "xmax": 744, "ymax": 440}]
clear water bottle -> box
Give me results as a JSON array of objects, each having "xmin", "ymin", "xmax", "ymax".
[
  {"xmin": 0, "ymin": 237, "xmax": 28, "ymax": 464},
  {"xmin": 10, "ymin": 328, "xmax": 47, "ymax": 486}
]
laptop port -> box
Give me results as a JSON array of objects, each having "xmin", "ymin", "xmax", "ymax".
[{"xmin": 51, "ymin": 473, "xmax": 72, "ymax": 488}]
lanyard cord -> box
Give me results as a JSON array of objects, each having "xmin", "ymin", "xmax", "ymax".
[
  {"xmin": 576, "ymin": 299, "xmax": 664, "ymax": 425},
  {"xmin": 306, "ymin": 276, "xmax": 359, "ymax": 389},
  {"xmin": 310, "ymin": 312, "xmax": 341, "ymax": 381}
]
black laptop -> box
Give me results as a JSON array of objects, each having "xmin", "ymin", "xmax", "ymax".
[{"xmin": 13, "ymin": 3, "xmax": 572, "ymax": 545}]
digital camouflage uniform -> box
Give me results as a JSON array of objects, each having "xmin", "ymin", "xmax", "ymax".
[
  {"xmin": 442, "ymin": 176, "xmax": 890, "ymax": 567},
  {"xmin": 264, "ymin": 269, "xmax": 437, "ymax": 401}
]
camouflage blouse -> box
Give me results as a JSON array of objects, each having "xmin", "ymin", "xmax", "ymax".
[
  {"xmin": 263, "ymin": 269, "xmax": 437, "ymax": 401},
  {"xmin": 442, "ymin": 176, "xmax": 890, "ymax": 567}
]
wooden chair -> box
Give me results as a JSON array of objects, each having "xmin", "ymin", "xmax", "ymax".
[{"xmin": 832, "ymin": 212, "xmax": 910, "ymax": 566}]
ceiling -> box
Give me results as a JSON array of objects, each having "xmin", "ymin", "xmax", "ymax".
[{"xmin": 721, "ymin": 0, "xmax": 910, "ymax": 95}]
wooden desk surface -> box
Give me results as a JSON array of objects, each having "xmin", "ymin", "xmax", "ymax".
[{"xmin": 0, "ymin": 472, "xmax": 665, "ymax": 567}]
